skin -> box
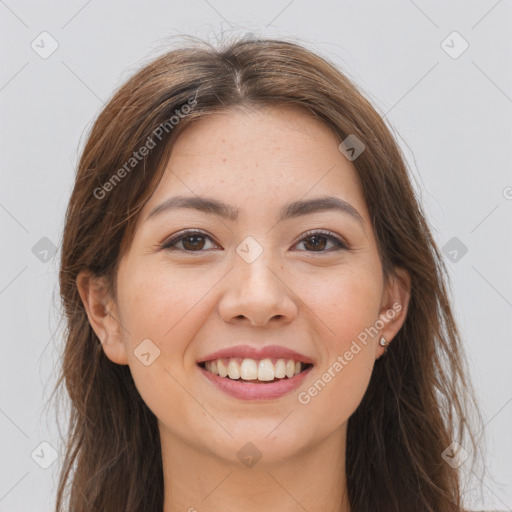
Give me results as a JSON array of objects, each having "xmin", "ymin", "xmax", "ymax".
[{"xmin": 78, "ymin": 105, "xmax": 410, "ymax": 512}]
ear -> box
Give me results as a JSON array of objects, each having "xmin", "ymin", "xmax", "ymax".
[
  {"xmin": 76, "ymin": 270, "xmax": 129, "ymax": 365},
  {"xmin": 375, "ymin": 267, "xmax": 411, "ymax": 359}
]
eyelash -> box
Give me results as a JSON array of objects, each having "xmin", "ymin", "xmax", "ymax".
[{"xmin": 160, "ymin": 229, "xmax": 349, "ymax": 254}]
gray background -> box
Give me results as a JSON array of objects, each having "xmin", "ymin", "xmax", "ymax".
[{"xmin": 1, "ymin": 0, "xmax": 511, "ymax": 510}]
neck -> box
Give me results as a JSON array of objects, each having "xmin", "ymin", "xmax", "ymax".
[{"xmin": 160, "ymin": 423, "xmax": 351, "ymax": 512}]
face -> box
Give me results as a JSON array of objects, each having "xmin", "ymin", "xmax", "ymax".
[{"xmin": 80, "ymin": 105, "xmax": 409, "ymax": 466}]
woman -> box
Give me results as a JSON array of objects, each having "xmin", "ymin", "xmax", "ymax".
[{"xmin": 54, "ymin": 36, "xmax": 484, "ymax": 512}]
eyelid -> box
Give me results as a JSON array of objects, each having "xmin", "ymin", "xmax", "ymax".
[
  {"xmin": 160, "ymin": 229, "xmax": 219, "ymax": 251},
  {"xmin": 292, "ymin": 229, "xmax": 349, "ymax": 251},
  {"xmin": 160, "ymin": 228, "xmax": 350, "ymax": 252}
]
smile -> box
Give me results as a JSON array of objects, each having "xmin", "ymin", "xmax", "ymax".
[
  {"xmin": 196, "ymin": 344, "xmax": 314, "ymax": 399},
  {"xmin": 198, "ymin": 357, "xmax": 313, "ymax": 383}
]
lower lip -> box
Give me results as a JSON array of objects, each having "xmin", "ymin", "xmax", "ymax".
[{"xmin": 198, "ymin": 365, "xmax": 313, "ymax": 400}]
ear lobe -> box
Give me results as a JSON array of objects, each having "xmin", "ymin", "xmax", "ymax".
[
  {"xmin": 76, "ymin": 270, "xmax": 129, "ymax": 365},
  {"xmin": 377, "ymin": 267, "xmax": 411, "ymax": 356}
]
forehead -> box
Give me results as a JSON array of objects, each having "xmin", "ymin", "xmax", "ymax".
[{"xmin": 142, "ymin": 105, "xmax": 368, "ymax": 220}]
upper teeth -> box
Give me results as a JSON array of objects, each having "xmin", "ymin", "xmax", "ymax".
[{"xmin": 203, "ymin": 358, "xmax": 305, "ymax": 381}]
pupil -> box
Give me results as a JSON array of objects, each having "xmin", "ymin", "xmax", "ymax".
[
  {"xmin": 183, "ymin": 235, "xmax": 204, "ymax": 250},
  {"xmin": 306, "ymin": 235, "xmax": 326, "ymax": 251}
]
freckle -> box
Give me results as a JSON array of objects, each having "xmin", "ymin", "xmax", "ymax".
[{"xmin": 222, "ymin": 157, "xmax": 227, "ymax": 162}]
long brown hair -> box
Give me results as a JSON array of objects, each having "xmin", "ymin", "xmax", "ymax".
[{"xmin": 53, "ymin": 35, "xmax": 484, "ymax": 512}]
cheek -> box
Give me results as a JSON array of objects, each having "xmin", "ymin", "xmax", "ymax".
[
  {"xmin": 327, "ymin": 270, "xmax": 381, "ymax": 381},
  {"xmin": 116, "ymin": 261, "xmax": 217, "ymax": 343},
  {"xmin": 295, "ymin": 261, "xmax": 382, "ymax": 345},
  {"xmin": 114, "ymin": 263, "xmax": 209, "ymax": 427},
  {"xmin": 293, "ymin": 265, "xmax": 380, "ymax": 423},
  {"xmin": 114, "ymin": 261, "xmax": 222, "ymax": 408}
]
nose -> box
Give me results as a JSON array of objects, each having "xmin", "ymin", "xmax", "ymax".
[{"xmin": 217, "ymin": 251, "xmax": 298, "ymax": 327}]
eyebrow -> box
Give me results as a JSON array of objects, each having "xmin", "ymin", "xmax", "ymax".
[{"xmin": 146, "ymin": 195, "xmax": 363, "ymax": 224}]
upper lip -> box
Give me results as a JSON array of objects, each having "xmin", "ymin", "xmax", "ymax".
[{"xmin": 197, "ymin": 345, "xmax": 314, "ymax": 365}]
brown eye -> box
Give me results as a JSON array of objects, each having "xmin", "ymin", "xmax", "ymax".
[
  {"xmin": 293, "ymin": 231, "xmax": 348, "ymax": 253},
  {"xmin": 162, "ymin": 231, "xmax": 218, "ymax": 252},
  {"xmin": 302, "ymin": 234, "xmax": 328, "ymax": 251},
  {"xmin": 181, "ymin": 234, "xmax": 206, "ymax": 250}
]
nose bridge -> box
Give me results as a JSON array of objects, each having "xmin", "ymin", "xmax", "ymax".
[
  {"xmin": 218, "ymin": 236, "xmax": 297, "ymax": 326},
  {"xmin": 235, "ymin": 239, "xmax": 284, "ymax": 300}
]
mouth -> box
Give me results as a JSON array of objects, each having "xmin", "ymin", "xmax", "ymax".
[
  {"xmin": 197, "ymin": 357, "xmax": 314, "ymax": 384},
  {"xmin": 196, "ymin": 345, "xmax": 315, "ymax": 399}
]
